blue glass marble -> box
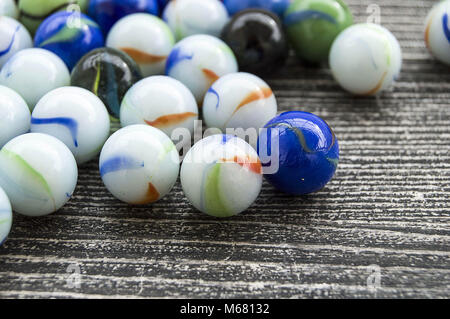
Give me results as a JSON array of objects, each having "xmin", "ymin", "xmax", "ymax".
[
  {"xmin": 34, "ymin": 11, "xmax": 105, "ymax": 70},
  {"xmin": 88, "ymin": 0, "xmax": 159, "ymax": 35},
  {"xmin": 223, "ymin": 0, "xmax": 291, "ymax": 17},
  {"xmin": 257, "ymin": 111, "xmax": 339, "ymax": 195}
]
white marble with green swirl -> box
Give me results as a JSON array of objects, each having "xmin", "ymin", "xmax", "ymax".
[
  {"xmin": 0, "ymin": 186, "xmax": 12, "ymax": 246},
  {"xmin": 0, "ymin": 133, "xmax": 78, "ymax": 217},
  {"xmin": 329, "ymin": 23, "xmax": 402, "ymax": 96},
  {"xmin": 180, "ymin": 134, "xmax": 262, "ymax": 218}
]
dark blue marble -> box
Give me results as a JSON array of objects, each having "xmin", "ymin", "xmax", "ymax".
[
  {"xmin": 223, "ymin": 0, "xmax": 291, "ymax": 17},
  {"xmin": 34, "ymin": 11, "xmax": 104, "ymax": 70},
  {"xmin": 257, "ymin": 111, "xmax": 339, "ymax": 195},
  {"xmin": 88, "ymin": 0, "xmax": 159, "ymax": 34}
]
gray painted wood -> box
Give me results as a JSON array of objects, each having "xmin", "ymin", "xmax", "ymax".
[{"xmin": 0, "ymin": 0, "xmax": 449, "ymax": 299}]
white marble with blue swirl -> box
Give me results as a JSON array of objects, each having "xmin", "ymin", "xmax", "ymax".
[{"xmin": 30, "ymin": 87, "xmax": 110, "ymax": 165}]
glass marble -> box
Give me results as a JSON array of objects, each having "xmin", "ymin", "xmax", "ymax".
[
  {"xmin": 424, "ymin": 0, "xmax": 450, "ymax": 65},
  {"xmin": 0, "ymin": 186, "xmax": 12, "ymax": 246},
  {"xmin": 329, "ymin": 23, "xmax": 402, "ymax": 96},
  {"xmin": 163, "ymin": 0, "xmax": 229, "ymax": 41},
  {"xmin": 99, "ymin": 125, "xmax": 180, "ymax": 205},
  {"xmin": 0, "ymin": 48, "xmax": 70, "ymax": 111},
  {"xmin": 257, "ymin": 111, "xmax": 339, "ymax": 195},
  {"xmin": 30, "ymin": 87, "xmax": 110, "ymax": 165},
  {"xmin": 0, "ymin": 16, "xmax": 32, "ymax": 68},
  {"xmin": 71, "ymin": 47, "xmax": 143, "ymax": 120},
  {"xmin": 18, "ymin": 0, "xmax": 88, "ymax": 34},
  {"xmin": 0, "ymin": 85, "xmax": 30, "ymax": 148},
  {"xmin": 106, "ymin": 13, "xmax": 175, "ymax": 77},
  {"xmin": 120, "ymin": 76, "xmax": 199, "ymax": 142},
  {"xmin": 284, "ymin": 0, "xmax": 353, "ymax": 63},
  {"xmin": 166, "ymin": 35, "xmax": 238, "ymax": 105},
  {"xmin": 0, "ymin": 133, "xmax": 78, "ymax": 217},
  {"xmin": 221, "ymin": 9, "xmax": 288, "ymax": 74},
  {"xmin": 0, "ymin": 0, "xmax": 18, "ymax": 19},
  {"xmin": 88, "ymin": 0, "xmax": 159, "ymax": 35},
  {"xmin": 203, "ymin": 73, "xmax": 277, "ymax": 134},
  {"xmin": 34, "ymin": 11, "xmax": 105, "ymax": 70},
  {"xmin": 181, "ymin": 134, "xmax": 262, "ymax": 217},
  {"xmin": 223, "ymin": 0, "xmax": 291, "ymax": 17}
]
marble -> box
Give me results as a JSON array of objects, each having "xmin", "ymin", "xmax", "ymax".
[
  {"xmin": 0, "ymin": 85, "xmax": 31, "ymax": 148},
  {"xmin": 34, "ymin": 11, "xmax": 105, "ymax": 70},
  {"xmin": 163, "ymin": 0, "xmax": 229, "ymax": 41},
  {"xmin": 223, "ymin": 0, "xmax": 291, "ymax": 17},
  {"xmin": 71, "ymin": 47, "xmax": 143, "ymax": 120},
  {"xmin": 329, "ymin": 23, "xmax": 402, "ymax": 95},
  {"xmin": 99, "ymin": 125, "xmax": 180, "ymax": 205},
  {"xmin": 203, "ymin": 72, "xmax": 277, "ymax": 134},
  {"xmin": 166, "ymin": 34, "xmax": 238, "ymax": 105},
  {"xmin": 30, "ymin": 87, "xmax": 110, "ymax": 165},
  {"xmin": 0, "ymin": 48, "xmax": 70, "ymax": 111},
  {"xmin": 0, "ymin": 0, "xmax": 18, "ymax": 19},
  {"xmin": 106, "ymin": 13, "xmax": 175, "ymax": 77},
  {"xmin": 181, "ymin": 134, "xmax": 262, "ymax": 217},
  {"xmin": 0, "ymin": 16, "xmax": 32, "ymax": 68},
  {"xmin": 120, "ymin": 76, "xmax": 199, "ymax": 142},
  {"xmin": 88, "ymin": 0, "xmax": 159, "ymax": 35},
  {"xmin": 257, "ymin": 111, "xmax": 339, "ymax": 195},
  {"xmin": 424, "ymin": 0, "xmax": 450, "ymax": 65},
  {"xmin": 0, "ymin": 186, "xmax": 12, "ymax": 246},
  {"xmin": 0, "ymin": 133, "xmax": 78, "ymax": 216},
  {"xmin": 18, "ymin": 0, "xmax": 88, "ymax": 34},
  {"xmin": 221, "ymin": 9, "xmax": 288, "ymax": 74},
  {"xmin": 284, "ymin": 0, "xmax": 353, "ymax": 63}
]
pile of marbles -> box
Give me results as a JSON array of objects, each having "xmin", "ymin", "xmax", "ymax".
[{"xmin": 0, "ymin": 0, "xmax": 448, "ymax": 245}]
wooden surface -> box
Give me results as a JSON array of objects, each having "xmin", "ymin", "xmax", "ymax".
[{"xmin": 0, "ymin": 0, "xmax": 449, "ymax": 299}]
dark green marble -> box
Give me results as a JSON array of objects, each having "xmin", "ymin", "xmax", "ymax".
[
  {"xmin": 71, "ymin": 47, "xmax": 142, "ymax": 119},
  {"xmin": 284, "ymin": 0, "xmax": 353, "ymax": 63}
]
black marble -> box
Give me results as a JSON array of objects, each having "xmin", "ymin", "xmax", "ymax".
[{"xmin": 221, "ymin": 9, "xmax": 289, "ymax": 75}]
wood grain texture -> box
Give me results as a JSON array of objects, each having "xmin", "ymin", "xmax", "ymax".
[{"xmin": 0, "ymin": 0, "xmax": 449, "ymax": 299}]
